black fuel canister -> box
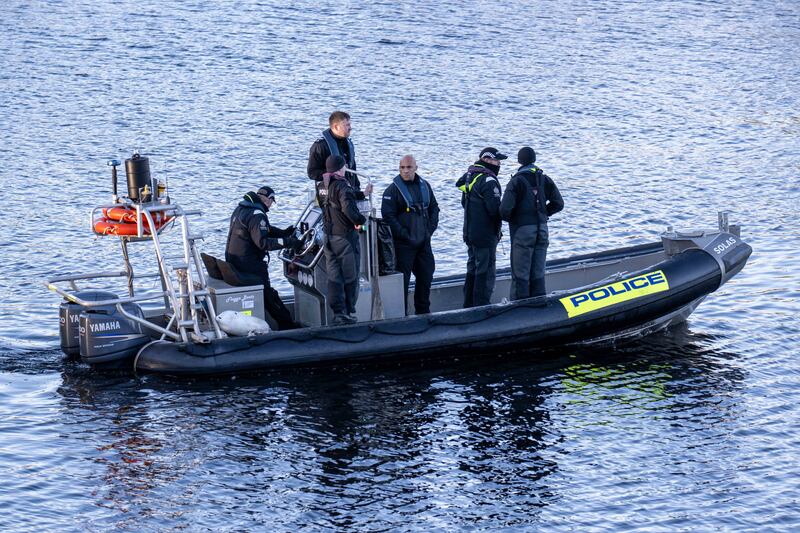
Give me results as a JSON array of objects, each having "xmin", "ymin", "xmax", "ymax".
[
  {"xmin": 58, "ymin": 290, "xmax": 118, "ymax": 355},
  {"xmin": 125, "ymin": 154, "xmax": 152, "ymax": 202}
]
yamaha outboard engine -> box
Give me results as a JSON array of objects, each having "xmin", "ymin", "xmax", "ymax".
[
  {"xmin": 59, "ymin": 290, "xmax": 118, "ymax": 356},
  {"xmin": 79, "ymin": 303, "xmax": 149, "ymax": 368}
]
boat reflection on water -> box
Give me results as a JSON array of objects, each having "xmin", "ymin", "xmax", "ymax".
[
  {"xmin": 46, "ymin": 323, "xmax": 746, "ymax": 529},
  {"xmin": 556, "ymin": 325, "xmax": 747, "ymax": 430}
]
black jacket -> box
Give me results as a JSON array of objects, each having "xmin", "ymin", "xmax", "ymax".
[
  {"xmin": 500, "ymin": 164, "xmax": 564, "ymax": 231},
  {"xmin": 225, "ymin": 194, "xmax": 291, "ymax": 275},
  {"xmin": 381, "ymin": 174, "xmax": 439, "ymax": 248},
  {"xmin": 307, "ymin": 129, "xmax": 365, "ymax": 200},
  {"xmin": 319, "ymin": 174, "xmax": 367, "ymax": 235},
  {"xmin": 456, "ymin": 162, "xmax": 502, "ymax": 247}
]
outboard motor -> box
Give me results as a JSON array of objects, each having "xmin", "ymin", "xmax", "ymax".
[
  {"xmin": 79, "ymin": 303, "xmax": 149, "ymax": 368},
  {"xmin": 125, "ymin": 153, "xmax": 153, "ymax": 202},
  {"xmin": 59, "ymin": 290, "xmax": 118, "ymax": 355}
]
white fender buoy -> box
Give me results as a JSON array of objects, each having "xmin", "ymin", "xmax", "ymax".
[{"xmin": 216, "ymin": 310, "xmax": 271, "ymax": 337}]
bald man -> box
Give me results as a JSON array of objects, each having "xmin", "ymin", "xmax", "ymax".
[{"xmin": 381, "ymin": 155, "xmax": 439, "ymax": 315}]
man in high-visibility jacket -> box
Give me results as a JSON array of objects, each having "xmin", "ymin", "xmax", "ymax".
[{"xmin": 456, "ymin": 147, "xmax": 508, "ymax": 307}]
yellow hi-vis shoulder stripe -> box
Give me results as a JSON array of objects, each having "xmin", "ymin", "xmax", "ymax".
[
  {"xmin": 458, "ymin": 173, "xmax": 485, "ymax": 193},
  {"xmin": 559, "ymin": 270, "xmax": 670, "ymax": 318}
]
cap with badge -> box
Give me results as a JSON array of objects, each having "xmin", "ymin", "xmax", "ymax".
[
  {"xmin": 257, "ymin": 185, "xmax": 276, "ymax": 204},
  {"xmin": 479, "ymin": 147, "xmax": 508, "ymax": 161}
]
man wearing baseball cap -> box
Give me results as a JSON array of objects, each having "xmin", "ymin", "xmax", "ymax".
[
  {"xmin": 456, "ymin": 147, "xmax": 508, "ymax": 307},
  {"xmin": 225, "ymin": 185, "xmax": 299, "ymax": 329}
]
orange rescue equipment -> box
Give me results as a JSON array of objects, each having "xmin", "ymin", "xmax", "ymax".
[
  {"xmin": 93, "ymin": 207, "xmax": 172, "ymax": 236},
  {"xmin": 103, "ymin": 206, "xmax": 171, "ymax": 225}
]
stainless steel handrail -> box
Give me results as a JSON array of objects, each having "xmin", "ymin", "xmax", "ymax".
[
  {"xmin": 45, "ymin": 279, "xmax": 172, "ymax": 308},
  {"xmin": 115, "ymin": 303, "xmax": 181, "ymax": 341},
  {"xmin": 47, "ymin": 271, "xmax": 163, "ymax": 284},
  {"xmin": 53, "ymin": 194, "xmax": 258, "ymax": 347},
  {"xmin": 140, "ymin": 208, "xmax": 188, "ymax": 342},
  {"xmin": 48, "ymin": 270, "xmax": 127, "ymax": 283}
]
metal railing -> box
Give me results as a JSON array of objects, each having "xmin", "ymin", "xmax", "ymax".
[{"xmin": 47, "ymin": 200, "xmax": 223, "ymax": 344}]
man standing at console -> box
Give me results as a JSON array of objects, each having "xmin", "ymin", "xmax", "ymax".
[
  {"xmin": 319, "ymin": 155, "xmax": 367, "ymax": 325},
  {"xmin": 381, "ymin": 155, "xmax": 439, "ymax": 315},
  {"xmin": 308, "ymin": 111, "xmax": 373, "ymax": 200}
]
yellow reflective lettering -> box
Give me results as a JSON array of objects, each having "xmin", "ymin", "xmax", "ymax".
[{"xmin": 560, "ymin": 270, "xmax": 670, "ymax": 318}]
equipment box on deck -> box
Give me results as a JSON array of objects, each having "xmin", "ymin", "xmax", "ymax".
[{"xmin": 203, "ymin": 278, "xmax": 265, "ymax": 321}]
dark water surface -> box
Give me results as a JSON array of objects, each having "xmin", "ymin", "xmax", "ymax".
[{"xmin": 1, "ymin": 0, "xmax": 799, "ymax": 530}]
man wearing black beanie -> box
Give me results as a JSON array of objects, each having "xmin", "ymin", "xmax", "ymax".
[
  {"xmin": 318, "ymin": 154, "xmax": 367, "ymax": 324},
  {"xmin": 499, "ymin": 146, "xmax": 564, "ymax": 300}
]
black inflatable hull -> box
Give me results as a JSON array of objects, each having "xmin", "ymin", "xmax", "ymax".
[{"xmin": 135, "ymin": 244, "xmax": 750, "ymax": 375}]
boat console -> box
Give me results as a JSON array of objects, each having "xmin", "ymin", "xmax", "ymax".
[{"xmin": 279, "ymin": 198, "xmax": 406, "ymax": 327}]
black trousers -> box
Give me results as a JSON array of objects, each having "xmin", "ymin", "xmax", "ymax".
[
  {"xmin": 463, "ymin": 240, "xmax": 497, "ymax": 308},
  {"xmin": 324, "ymin": 232, "xmax": 361, "ymax": 316},
  {"xmin": 510, "ymin": 224, "xmax": 549, "ymax": 300},
  {"xmin": 248, "ymin": 267, "xmax": 296, "ymax": 330},
  {"xmin": 395, "ymin": 240, "xmax": 435, "ymax": 315}
]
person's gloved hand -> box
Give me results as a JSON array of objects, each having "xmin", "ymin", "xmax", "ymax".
[{"xmin": 283, "ymin": 235, "xmax": 302, "ymax": 253}]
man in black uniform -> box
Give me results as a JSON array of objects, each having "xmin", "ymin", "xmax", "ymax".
[
  {"xmin": 307, "ymin": 110, "xmax": 373, "ymax": 201},
  {"xmin": 456, "ymin": 147, "xmax": 507, "ymax": 307},
  {"xmin": 319, "ymin": 155, "xmax": 367, "ymax": 325},
  {"xmin": 500, "ymin": 147, "xmax": 564, "ymax": 300},
  {"xmin": 225, "ymin": 186, "xmax": 299, "ymax": 330},
  {"xmin": 381, "ymin": 154, "xmax": 439, "ymax": 315}
]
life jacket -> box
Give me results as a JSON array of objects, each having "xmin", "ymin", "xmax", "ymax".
[
  {"xmin": 457, "ymin": 163, "xmax": 501, "ymax": 246},
  {"xmin": 458, "ymin": 163, "xmax": 497, "ymax": 198},
  {"xmin": 392, "ymin": 175, "xmax": 430, "ymax": 214},
  {"xmin": 318, "ymin": 173, "xmax": 346, "ymax": 230},
  {"xmin": 227, "ymin": 194, "xmax": 266, "ymax": 244},
  {"xmin": 514, "ymin": 163, "xmax": 548, "ymax": 214},
  {"xmin": 322, "ymin": 129, "xmax": 356, "ymax": 170},
  {"xmin": 225, "ymin": 195, "xmax": 271, "ymax": 269}
]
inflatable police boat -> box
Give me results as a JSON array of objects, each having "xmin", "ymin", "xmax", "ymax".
[{"xmin": 46, "ymin": 155, "xmax": 752, "ymax": 375}]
